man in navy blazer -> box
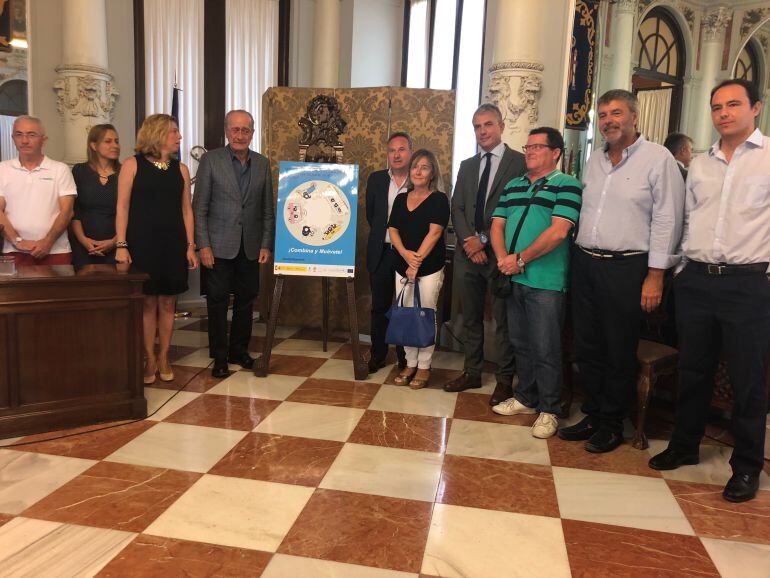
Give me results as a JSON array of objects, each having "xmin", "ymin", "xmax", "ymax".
[
  {"xmin": 445, "ymin": 104, "xmax": 526, "ymax": 402},
  {"xmin": 193, "ymin": 110, "xmax": 275, "ymax": 378},
  {"xmin": 365, "ymin": 132, "xmax": 413, "ymax": 373}
]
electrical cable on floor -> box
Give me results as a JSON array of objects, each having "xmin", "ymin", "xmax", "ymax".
[{"xmin": 0, "ymin": 360, "xmax": 214, "ymax": 449}]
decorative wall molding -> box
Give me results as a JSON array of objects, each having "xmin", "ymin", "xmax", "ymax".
[
  {"xmin": 740, "ymin": 8, "xmax": 770, "ymax": 41},
  {"xmin": 487, "ymin": 60, "xmax": 543, "ymax": 137},
  {"xmin": 53, "ymin": 66, "xmax": 118, "ymax": 120},
  {"xmin": 489, "ymin": 60, "xmax": 544, "ymax": 73},
  {"xmin": 616, "ymin": 0, "xmax": 638, "ymax": 16},
  {"xmin": 702, "ymin": 6, "xmax": 731, "ymax": 43}
]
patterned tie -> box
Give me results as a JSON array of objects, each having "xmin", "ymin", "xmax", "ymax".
[{"xmin": 475, "ymin": 152, "xmax": 493, "ymax": 234}]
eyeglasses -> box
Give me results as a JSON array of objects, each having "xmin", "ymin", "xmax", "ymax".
[
  {"xmin": 522, "ymin": 144, "xmax": 554, "ymax": 152},
  {"xmin": 228, "ymin": 127, "xmax": 253, "ymax": 135},
  {"xmin": 12, "ymin": 132, "xmax": 43, "ymax": 139}
]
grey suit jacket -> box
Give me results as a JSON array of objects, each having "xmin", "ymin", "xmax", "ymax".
[
  {"xmin": 451, "ymin": 144, "xmax": 525, "ymax": 259},
  {"xmin": 193, "ymin": 147, "xmax": 275, "ymax": 260}
]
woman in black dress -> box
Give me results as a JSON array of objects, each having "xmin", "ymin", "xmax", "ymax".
[
  {"xmin": 115, "ymin": 114, "xmax": 198, "ymax": 385},
  {"xmin": 388, "ymin": 149, "xmax": 449, "ymax": 389},
  {"xmin": 69, "ymin": 124, "xmax": 121, "ymax": 266}
]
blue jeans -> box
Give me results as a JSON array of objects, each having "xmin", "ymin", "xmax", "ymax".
[{"xmin": 506, "ymin": 282, "xmax": 565, "ymax": 415}]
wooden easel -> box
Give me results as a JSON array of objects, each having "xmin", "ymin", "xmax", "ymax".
[{"xmin": 254, "ymin": 274, "xmax": 368, "ymax": 380}]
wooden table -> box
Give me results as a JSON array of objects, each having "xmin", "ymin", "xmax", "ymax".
[{"xmin": 0, "ymin": 264, "xmax": 148, "ymax": 438}]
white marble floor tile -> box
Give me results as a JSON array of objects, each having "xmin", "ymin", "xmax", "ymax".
[
  {"xmin": 369, "ymin": 385, "xmax": 457, "ymax": 418},
  {"xmin": 145, "ymin": 474, "xmax": 313, "ymax": 552},
  {"xmin": 263, "ymin": 554, "xmax": 418, "ymax": 578},
  {"xmin": 428, "ymin": 350, "xmax": 465, "ymax": 371},
  {"xmin": 104, "ymin": 422, "xmax": 246, "ymax": 473},
  {"xmin": 0, "ymin": 437, "xmax": 22, "ymax": 448},
  {"xmin": 320, "ymin": 443, "xmax": 443, "ymax": 502},
  {"xmin": 462, "ymin": 373, "xmax": 511, "ymax": 396},
  {"xmin": 0, "ymin": 450, "xmax": 95, "ymax": 514},
  {"xmin": 311, "ymin": 358, "xmax": 390, "ymax": 384},
  {"xmin": 701, "ymin": 537, "xmax": 770, "ymax": 578},
  {"xmin": 169, "ymin": 329, "xmax": 210, "ymax": 347},
  {"xmin": 143, "ymin": 388, "xmax": 201, "ymax": 421},
  {"xmin": 272, "ymin": 339, "xmax": 344, "ymax": 358},
  {"xmin": 445, "ymin": 419, "xmax": 550, "ymax": 466},
  {"xmin": 647, "ymin": 439, "xmax": 770, "ymax": 490},
  {"xmin": 552, "ymin": 466, "xmax": 695, "ymax": 535},
  {"xmin": 0, "ymin": 517, "xmax": 134, "ymax": 577},
  {"xmin": 421, "ymin": 504, "xmax": 570, "ymax": 578},
  {"xmin": 207, "ymin": 371, "xmax": 306, "ymax": 400},
  {"xmin": 171, "ymin": 348, "xmax": 242, "ymax": 370},
  {"xmin": 253, "ymin": 402, "xmax": 364, "ymax": 442},
  {"xmin": 173, "ymin": 316, "xmax": 199, "ymax": 330},
  {"xmin": 252, "ymin": 324, "xmax": 300, "ymax": 338}
]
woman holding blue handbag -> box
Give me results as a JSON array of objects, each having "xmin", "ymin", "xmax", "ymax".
[{"xmin": 387, "ymin": 149, "xmax": 450, "ymax": 389}]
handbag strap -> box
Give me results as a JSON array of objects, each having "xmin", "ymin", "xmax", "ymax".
[
  {"xmin": 506, "ymin": 178, "xmax": 549, "ymax": 255},
  {"xmin": 412, "ymin": 278, "xmax": 422, "ymax": 308}
]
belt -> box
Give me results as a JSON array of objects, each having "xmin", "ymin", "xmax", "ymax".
[
  {"xmin": 687, "ymin": 260, "xmax": 769, "ymax": 276},
  {"xmin": 578, "ymin": 246, "xmax": 647, "ymax": 260}
]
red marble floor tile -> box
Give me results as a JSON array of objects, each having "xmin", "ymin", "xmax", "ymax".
[
  {"xmin": 452, "ymin": 392, "xmax": 537, "ymax": 426},
  {"xmin": 248, "ymin": 335, "xmax": 284, "ymax": 353},
  {"xmin": 263, "ymin": 354, "xmax": 327, "ymax": 376},
  {"xmin": 546, "ymin": 435, "xmax": 663, "ymax": 478},
  {"xmin": 97, "ymin": 535, "xmax": 272, "ymax": 577},
  {"xmin": 562, "ymin": 519, "xmax": 720, "ymax": 577},
  {"xmin": 22, "ymin": 461, "xmax": 200, "ymax": 533},
  {"xmin": 278, "ymin": 489, "xmax": 433, "ymax": 573},
  {"xmin": 383, "ymin": 366, "xmax": 458, "ymax": 389},
  {"xmin": 13, "ymin": 420, "xmax": 156, "ymax": 460},
  {"xmin": 286, "ymin": 378, "xmax": 381, "ymax": 409},
  {"xmin": 149, "ymin": 364, "xmax": 226, "ymax": 393},
  {"xmin": 331, "ymin": 342, "xmax": 375, "ymax": 361},
  {"xmin": 165, "ymin": 344, "xmax": 201, "ymax": 363},
  {"xmin": 288, "ymin": 327, "xmax": 349, "ymax": 342},
  {"xmin": 209, "ymin": 432, "xmax": 343, "ymax": 486},
  {"xmin": 0, "ymin": 514, "xmax": 13, "ymax": 527},
  {"xmin": 667, "ymin": 480, "xmax": 770, "ymax": 545},
  {"xmin": 163, "ymin": 394, "xmax": 281, "ymax": 431},
  {"xmin": 348, "ymin": 410, "xmax": 451, "ymax": 453},
  {"xmin": 436, "ymin": 454, "xmax": 560, "ymax": 518}
]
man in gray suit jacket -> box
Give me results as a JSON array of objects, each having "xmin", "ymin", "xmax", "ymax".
[
  {"xmin": 193, "ymin": 110, "xmax": 275, "ymax": 378},
  {"xmin": 444, "ymin": 104, "xmax": 525, "ymax": 403}
]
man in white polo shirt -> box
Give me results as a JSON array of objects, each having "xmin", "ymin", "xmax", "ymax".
[{"xmin": 0, "ymin": 115, "xmax": 77, "ymax": 265}]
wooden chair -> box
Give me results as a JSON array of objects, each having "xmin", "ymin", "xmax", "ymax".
[{"xmin": 631, "ymin": 339, "xmax": 679, "ymax": 449}]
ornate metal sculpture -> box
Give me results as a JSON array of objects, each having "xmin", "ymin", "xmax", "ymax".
[{"xmin": 298, "ymin": 94, "xmax": 347, "ymax": 163}]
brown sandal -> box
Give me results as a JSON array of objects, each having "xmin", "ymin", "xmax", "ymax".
[
  {"xmin": 394, "ymin": 368, "xmax": 417, "ymax": 386},
  {"xmin": 409, "ymin": 369, "xmax": 430, "ymax": 390}
]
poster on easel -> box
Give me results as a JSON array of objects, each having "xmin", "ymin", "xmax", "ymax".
[{"xmin": 274, "ymin": 161, "xmax": 358, "ymax": 278}]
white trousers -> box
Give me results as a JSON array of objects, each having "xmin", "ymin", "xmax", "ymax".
[{"xmin": 394, "ymin": 268, "xmax": 444, "ymax": 369}]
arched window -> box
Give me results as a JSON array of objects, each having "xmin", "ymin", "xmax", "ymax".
[
  {"xmin": 735, "ymin": 40, "xmax": 760, "ymax": 93},
  {"xmin": 633, "ymin": 8, "xmax": 686, "ymax": 140},
  {"xmin": 0, "ymin": 79, "xmax": 28, "ymax": 116}
]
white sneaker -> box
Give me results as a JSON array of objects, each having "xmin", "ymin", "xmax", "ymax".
[
  {"xmin": 531, "ymin": 413, "xmax": 558, "ymax": 439},
  {"xmin": 492, "ymin": 397, "xmax": 537, "ymax": 416}
]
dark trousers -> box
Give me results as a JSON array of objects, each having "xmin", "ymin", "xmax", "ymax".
[
  {"xmin": 456, "ymin": 250, "xmax": 516, "ymax": 380},
  {"xmin": 507, "ymin": 283, "xmax": 565, "ymax": 415},
  {"xmin": 369, "ymin": 246, "xmax": 405, "ymax": 364},
  {"xmin": 206, "ymin": 243, "xmax": 260, "ymax": 363},
  {"xmin": 669, "ymin": 265, "xmax": 770, "ymax": 475},
  {"xmin": 571, "ymin": 249, "xmax": 648, "ymax": 433}
]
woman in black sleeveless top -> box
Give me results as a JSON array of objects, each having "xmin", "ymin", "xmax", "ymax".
[
  {"xmin": 69, "ymin": 124, "xmax": 121, "ymax": 267},
  {"xmin": 115, "ymin": 114, "xmax": 198, "ymax": 385}
]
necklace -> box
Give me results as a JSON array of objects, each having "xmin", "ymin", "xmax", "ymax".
[{"xmin": 151, "ymin": 159, "xmax": 170, "ymax": 170}]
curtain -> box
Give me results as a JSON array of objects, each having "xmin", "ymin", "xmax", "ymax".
[
  {"xmin": 0, "ymin": 115, "xmax": 14, "ymax": 161},
  {"xmin": 637, "ymin": 88, "xmax": 672, "ymax": 145},
  {"xmin": 225, "ymin": 0, "xmax": 279, "ymax": 151},
  {"xmin": 143, "ymin": 0, "xmax": 204, "ymax": 172}
]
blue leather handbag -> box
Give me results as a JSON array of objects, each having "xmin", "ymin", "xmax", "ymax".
[{"xmin": 385, "ymin": 279, "xmax": 436, "ymax": 348}]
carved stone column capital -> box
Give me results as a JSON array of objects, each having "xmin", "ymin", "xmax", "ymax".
[
  {"xmin": 615, "ymin": 0, "xmax": 637, "ymax": 16},
  {"xmin": 486, "ymin": 60, "xmax": 544, "ymax": 142},
  {"xmin": 702, "ymin": 6, "xmax": 731, "ymax": 43}
]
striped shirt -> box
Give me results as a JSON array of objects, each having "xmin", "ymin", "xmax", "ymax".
[{"xmin": 493, "ymin": 170, "xmax": 582, "ymax": 291}]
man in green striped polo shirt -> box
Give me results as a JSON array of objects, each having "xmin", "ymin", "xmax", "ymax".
[{"xmin": 489, "ymin": 127, "xmax": 582, "ymax": 438}]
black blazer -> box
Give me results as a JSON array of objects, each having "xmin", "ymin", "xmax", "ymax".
[
  {"xmin": 365, "ymin": 169, "xmax": 393, "ymax": 274},
  {"xmin": 450, "ymin": 144, "xmax": 525, "ymax": 260}
]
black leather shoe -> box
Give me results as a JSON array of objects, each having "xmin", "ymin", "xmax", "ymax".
[
  {"xmin": 227, "ymin": 353, "xmax": 255, "ymax": 369},
  {"xmin": 723, "ymin": 473, "xmax": 759, "ymax": 503},
  {"xmin": 368, "ymin": 357, "xmax": 387, "ymax": 373},
  {"xmin": 444, "ymin": 372, "xmax": 482, "ymax": 392},
  {"xmin": 585, "ymin": 429, "xmax": 623, "ymax": 453},
  {"xmin": 490, "ymin": 380, "xmax": 514, "ymax": 406},
  {"xmin": 557, "ymin": 416, "xmax": 599, "ymax": 441},
  {"xmin": 648, "ymin": 447, "xmax": 699, "ymax": 471},
  {"xmin": 212, "ymin": 362, "xmax": 230, "ymax": 378},
  {"xmin": 397, "ymin": 357, "xmax": 407, "ymax": 370}
]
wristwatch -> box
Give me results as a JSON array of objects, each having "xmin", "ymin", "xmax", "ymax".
[
  {"xmin": 13, "ymin": 236, "xmax": 21, "ymax": 247},
  {"xmin": 516, "ymin": 255, "xmax": 526, "ymax": 270}
]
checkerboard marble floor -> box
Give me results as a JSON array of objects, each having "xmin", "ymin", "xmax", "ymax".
[{"xmin": 1, "ymin": 314, "xmax": 769, "ymax": 577}]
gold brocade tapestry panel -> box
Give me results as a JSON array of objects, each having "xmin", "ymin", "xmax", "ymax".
[{"xmin": 260, "ymin": 87, "xmax": 455, "ymax": 330}]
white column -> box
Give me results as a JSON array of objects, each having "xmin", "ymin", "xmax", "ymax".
[
  {"xmin": 690, "ymin": 8, "xmax": 731, "ymax": 151},
  {"xmin": 53, "ymin": 0, "xmax": 118, "ymax": 165},
  {"xmin": 760, "ymin": 88, "xmax": 770, "ymax": 136},
  {"xmin": 602, "ymin": 0, "xmax": 636, "ymax": 92},
  {"xmin": 312, "ymin": 0, "xmax": 341, "ymax": 87}
]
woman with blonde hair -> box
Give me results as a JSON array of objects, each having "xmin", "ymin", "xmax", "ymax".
[
  {"xmin": 115, "ymin": 114, "xmax": 198, "ymax": 384},
  {"xmin": 387, "ymin": 149, "xmax": 449, "ymax": 389},
  {"xmin": 69, "ymin": 124, "xmax": 121, "ymax": 266}
]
